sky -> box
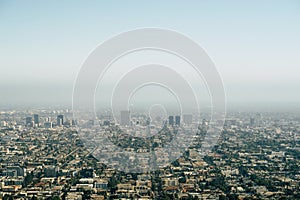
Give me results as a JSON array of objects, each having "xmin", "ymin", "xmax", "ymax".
[{"xmin": 0, "ymin": 0, "xmax": 300, "ymax": 109}]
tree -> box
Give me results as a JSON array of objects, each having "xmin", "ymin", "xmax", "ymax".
[
  {"xmin": 3, "ymin": 195, "xmax": 13, "ymax": 200},
  {"xmin": 108, "ymin": 176, "xmax": 119, "ymax": 193},
  {"xmin": 178, "ymin": 176, "xmax": 186, "ymax": 183},
  {"xmin": 23, "ymin": 171, "xmax": 34, "ymax": 187},
  {"xmin": 31, "ymin": 195, "xmax": 38, "ymax": 200}
]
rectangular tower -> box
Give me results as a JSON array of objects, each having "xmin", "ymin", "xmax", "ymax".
[{"xmin": 120, "ymin": 110, "xmax": 130, "ymax": 126}]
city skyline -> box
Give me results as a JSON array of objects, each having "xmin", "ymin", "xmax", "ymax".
[{"xmin": 0, "ymin": 2, "xmax": 300, "ymax": 198}]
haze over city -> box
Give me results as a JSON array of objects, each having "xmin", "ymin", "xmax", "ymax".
[
  {"xmin": 1, "ymin": 0, "xmax": 300, "ymax": 110},
  {"xmin": 1, "ymin": 1, "xmax": 300, "ymax": 199}
]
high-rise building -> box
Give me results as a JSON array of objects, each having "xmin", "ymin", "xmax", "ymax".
[
  {"xmin": 57, "ymin": 115, "xmax": 64, "ymax": 126},
  {"xmin": 33, "ymin": 114, "xmax": 39, "ymax": 125},
  {"xmin": 175, "ymin": 115, "xmax": 180, "ymax": 126},
  {"xmin": 71, "ymin": 119, "xmax": 77, "ymax": 126},
  {"xmin": 250, "ymin": 118, "xmax": 255, "ymax": 126},
  {"xmin": 120, "ymin": 110, "xmax": 130, "ymax": 126},
  {"xmin": 255, "ymin": 113, "xmax": 262, "ymax": 127},
  {"xmin": 26, "ymin": 117, "xmax": 32, "ymax": 127},
  {"xmin": 168, "ymin": 116, "xmax": 174, "ymax": 126},
  {"xmin": 183, "ymin": 114, "xmax": 193, "ymax": 125}
]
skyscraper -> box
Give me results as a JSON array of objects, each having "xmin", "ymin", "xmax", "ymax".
[
  {"xmin": 250, "ymin": 118, "xmax": 255, "ymax": 126},
  {"xmin": 175, "ymin": 115, "xmax": 180, "ymax": 126},
  {"xmin": 57, "ymin": 115, "xmax": 64, "ymax": 126},
  {"xmin": 71, "ymin": 119, "xmax": 77, "ymax": 126},
  {"xmin": 33, "ymin": 114, "xmax": 39, "ymax": 125},
  {"xmin": 168, "ymin": 116, "xmax": 174, "ymax": 126},
  {"xmin": 26, "ymin": 117, "xmax": 32, "ymax": 127},
  {"xmin": 120, "ymin": 111, "xmax": 130, "ymax": 126}
]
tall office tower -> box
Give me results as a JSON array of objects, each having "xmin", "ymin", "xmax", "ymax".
[
  {"xmin": 183, "ymin": 114, "xmax": 193, "ymax": 125},
  {"xmin": 26, "ymin": 117, "xmax": 32, "ymax": 127},
  {"xmin": 250, "ymin": 118, "xmax": 255, "ymax": 126},
  {"xmin": 71, "ymin": 119, "xmax": 77, "ymax": 126},
  {"xmin": 57, "ymin": 115, "xmax": 64, "ymax": 126},
  {"xmin": 255, "ymin": 113, "xmax": 262, "ymax": 127},
  {"xmin": 175, "ymin": 115, "xmax": 181, "ymax": 126},
  {"xmin": 120, "ymin": 110, "xmax": 130, "ymax": 126},
  {"xmin": 168, "ymin": 116, "xmax": 174, "ymax": 126},
  {"xmin": 33, "ymin": 114, "xmax": 39, "ymax": 125}
]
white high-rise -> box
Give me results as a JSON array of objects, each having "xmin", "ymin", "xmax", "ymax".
[{"xmin": 120, "ymin": 110, "xmax": 130, "ymax": 126}]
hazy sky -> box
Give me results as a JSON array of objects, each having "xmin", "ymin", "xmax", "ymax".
[{"xmin": 0, "ymin": 0, "xmax": 300, "ymax": 108}]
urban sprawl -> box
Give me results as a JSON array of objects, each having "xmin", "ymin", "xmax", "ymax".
[{"xmin": 0, "ymin": 109, "xmax": 299, "ymax": 199}]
